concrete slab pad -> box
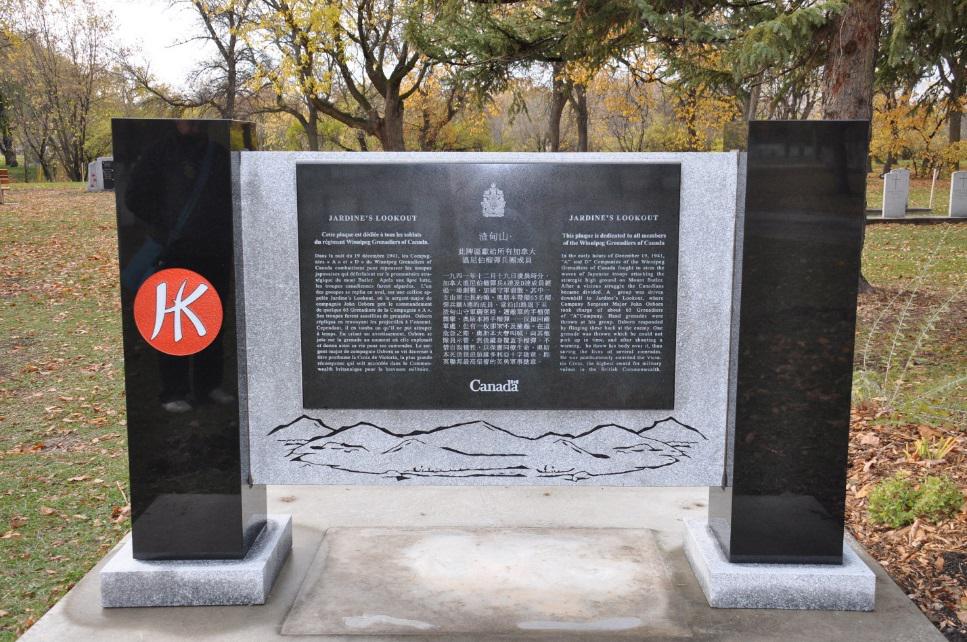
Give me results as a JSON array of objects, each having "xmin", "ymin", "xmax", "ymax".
[
  {"xmin": 282, "ymin": 527, "xmax": 687, "ymax": 637},
  {"xmin": 684, "ymin": 518, "xmax": 875, "ymax": 610},
  {"xmin": 20, "ymin": 486, "xmax": 945, "ymax": 642},
  {"xmin": 100, "ymin": 515, "xmax": 291, "ymax": 607}
]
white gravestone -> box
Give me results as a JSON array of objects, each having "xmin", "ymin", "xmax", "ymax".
[
  {"xmin": 882, "ymin": 168, "xmax": 910, "ymax": 218},
  {"xmin": 86, "ymin": 161, "xmax": 100, "ymax": 192},
  {"xmin": 950, "ymin": 171, "xmax": 967, "ymax": 218}
]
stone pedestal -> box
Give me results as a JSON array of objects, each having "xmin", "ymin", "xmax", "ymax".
[
  {"xmin": 684, "ymin": 519, "xmax": 875, "ymax": 611},
  {"xmin": 100, "ymin": 515, "xmax": 291, "ymax": 607}
]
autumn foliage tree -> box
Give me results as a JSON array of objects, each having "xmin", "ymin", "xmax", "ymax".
[
  {"xmin": 251, "ymin": 0, "xmax": 438, "ymax": 151},
  {"xmin": 3, "ymin": 0, "xmax": 112, "ymax": 180}
]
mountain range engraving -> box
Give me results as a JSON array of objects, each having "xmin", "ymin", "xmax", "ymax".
[{"xmin": 268, "ymin": 416, "xmax": 706, "ymax": 482}]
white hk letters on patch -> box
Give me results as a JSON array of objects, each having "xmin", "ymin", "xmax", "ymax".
[{"xmin": 152, "ymin": 279, "xmax": 209, "ymax": 342}]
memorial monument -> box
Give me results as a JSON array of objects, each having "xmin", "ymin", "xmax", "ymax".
[{"xmin": 102, "ymin": 118, "xmax": 875, "ymax": 614}]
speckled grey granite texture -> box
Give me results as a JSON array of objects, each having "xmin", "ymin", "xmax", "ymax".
[
  {"xmin": 100, "ymin": 515, "xmax": 291, "ymax": 607},
  {"xmin": 235, "ymin": 152, "xmax": 743, "ymax": 486},
  {"xmin": 951, "ymin": 171, "xmax": 967, "ymax": 217},
  {"xmin": 683, "ymin": 518, "xmax": 876, "ymax": 611}
]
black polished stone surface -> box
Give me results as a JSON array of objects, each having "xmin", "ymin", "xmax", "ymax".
[
  {"xmin": 113, "ymin": 119, "xmax": 264, "ymax": 560},
  {"xmin": 709, "ymin": 120, "xmax": 869, "ymax": 564},
  {"xmin": 296, "ymin": 163, "xmax": 681, "ymax": 410}
]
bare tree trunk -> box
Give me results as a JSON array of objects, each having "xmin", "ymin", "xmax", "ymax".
[
  {"xmin": 882, "ymin": 152, "xmax": 895, "ymax": 175},
  {"xmin": 549, "ymin": 63, "xmax": 568, "ymax": 152},
  {"xmin": 356, "ymin": 131, "xmax": 369, "ymax": 151},
  {"xmin": 1, "ymin": 136, "xmax": 16, "ymax": 167},
  {"xmin": 0, "ymin": 98, "xmax": 17, "ymax": 166},
  {"xmin": 305, "ymin": 105, "xmax": 320, "ymax": 151},
  {"xmin": 378, "ymin": 90, "xmax": 406, "ymax": 151},
  {"xmin": 418, "ymin": 105, "xmax": 434, "ymax": 151},
  {"xmin": 822, "ymin": 0, "xmax": 882, "ymax": 295},
  {"xmin": 685, "ymin": 94, "xmax": 698, "ymax": 149},
  {"xmin": 225, "ymin": 66, "xmax": 237, "ymax": 120},
  {"xmin": 39, "ymin": 157, "xmax": 54, "ymax": 181},
  {"xmin": 949, "ymin": 62, "xmax": 963, "ymax": 170},
  {"xmin": 821, "ymin": 0, "xmax": 881, "ymax": 121},
  {"xmin": 571, "ymin": 83, "xmax": 589, "ymax": 152},
  {"xmin": 744, "ymin": 83, "xmax": 761, "ymax": 121}
]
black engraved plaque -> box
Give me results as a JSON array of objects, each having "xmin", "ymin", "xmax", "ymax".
[{"xmin": 296, "ymin": 163, "xmax": 680, "ymax": 410}]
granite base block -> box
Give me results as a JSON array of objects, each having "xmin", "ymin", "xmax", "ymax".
[
  {"xmin": 100, "ymin": 514, "xmax": 291, "ymax": 608},
  {"xmin": 684, "ymin": 518, "xmax": 875, "ymax": 611}
]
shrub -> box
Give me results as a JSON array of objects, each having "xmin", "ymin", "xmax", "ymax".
[
  {"xmin": 911, "ymin": 475, "xmax": 964, "ymax": 522},
  {"xmin": 868, "ymin": 474, "xmax": 919, "ymax": 528},
  {"xmin": 868, "ymin": 473, "xmax": 965, "ymax": 528}
]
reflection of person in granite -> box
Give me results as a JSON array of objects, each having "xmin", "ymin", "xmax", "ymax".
[{"xmin": 124, "ymin": 121, "xmax": 234, "ymax": 413}]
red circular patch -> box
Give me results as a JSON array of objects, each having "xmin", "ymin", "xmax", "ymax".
[{"xmin": 133, "ymin": 268, "xmax": 223, "ymax": 356}]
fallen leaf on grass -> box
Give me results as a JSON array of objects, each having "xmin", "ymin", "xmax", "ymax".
[
  {"xmin": 110, "ymin": 505, "xmax": 130, "ymax": 523},
  {"xmin": 39, "ymin": 507, "xmax": 55, "ymax": 516},
  {"xmin": 67, "ymin": 475, "xmax": 88, "ymax": 482},
  {"xmin": 859, "ymin": 433, "xmax": 880, "ymax": 447},
  {"xmin": 1, "ymin": 530, "xmax": 21, "ymax": 539}
]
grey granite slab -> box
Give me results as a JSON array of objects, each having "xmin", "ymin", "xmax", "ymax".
[
  {"xmin": 100, "ymin": 515, "xmax": 291, "ymax": 607},
  {"xmin": 236, "ymin": 152, "xmax": 743, "ymax": 486},
  {"xmin": 683, "ymin": 518, "xmax": 875, "ymax": 611},
  {"xmin": 282, "ymin": 526, "xmax": 687, "ymax": 637}
]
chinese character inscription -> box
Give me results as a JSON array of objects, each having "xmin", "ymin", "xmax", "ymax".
[{"xmin": 296, "ymin": 163, "xmax": 680, "ymax": 410}]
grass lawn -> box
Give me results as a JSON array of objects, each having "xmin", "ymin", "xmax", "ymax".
[
  {"xmin": 0, "ymin": 188, "xmax": 964, "ymax": 639},
  {"xmin": 856, "ymin": 223, "xmax": 966, "ymax": 426},
  {"xmin": 0, "ymin": 188, "xmax": 127, "ymax": 640},
  {"xmin": 8, "ymin": 182, "xmax": 88, "ymax": 192}
]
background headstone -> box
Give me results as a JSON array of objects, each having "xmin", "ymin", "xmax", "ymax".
[
  {"xmin": 881, "ymin": 168, "xmax": 909, "ymax": 218},
  {"xmin": 86, "ymin": 161, "xmax": 100, "ymax": 192},
  {"xmin": 950, "ymin": 171, "xmax": 967, "ymax": 218},
  {"xmin": 86, "ymin": 156, "xmax": 115, "ymax": 192},
  {"xmin": 101, "ymin": 157, "xmax": 115, "ymax": 190}
]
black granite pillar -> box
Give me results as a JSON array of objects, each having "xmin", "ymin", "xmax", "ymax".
[
  {"xmin": 112, "ymin": 119, "xmax": 265, "ymax": 560},
  {"xmin": 709, "ymin": 120, "xmax": 870, "ymax": 564}
]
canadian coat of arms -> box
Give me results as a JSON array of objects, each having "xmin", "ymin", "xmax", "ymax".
[{"xmin": 481, "ymin": 183, "xmax": 505, "ymax": 218}]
